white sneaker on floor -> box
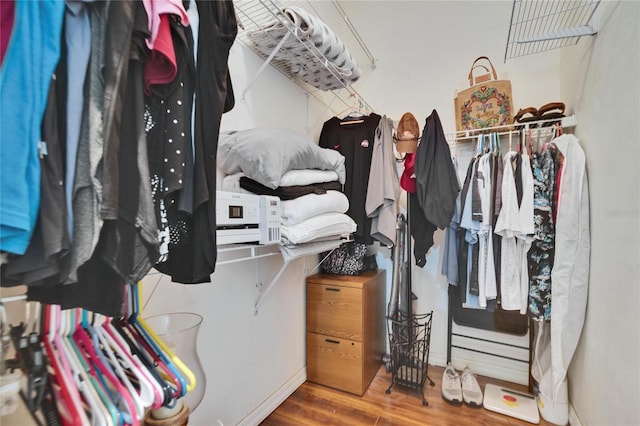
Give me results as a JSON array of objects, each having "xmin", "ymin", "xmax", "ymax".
[
  {"xmin": 441, "ymin": 363, "xmax": 463, "ymax": 405},
  {"xmin": 461, "ymin": 367, "xmax": 483, "ymax": 407}
]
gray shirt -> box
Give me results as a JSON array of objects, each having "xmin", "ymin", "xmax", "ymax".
[
  {"xmin": 63, "ymin": 0, "xmax": 108, "ymax": 283},
  {"xmin": 365, "ymin": 115, "xmax": 399, "ymax": 247},
  {"xmin": 64, "ymin": 0, "xmax": 93, "ymax": 238}
]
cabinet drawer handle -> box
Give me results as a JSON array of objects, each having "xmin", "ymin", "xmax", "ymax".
[
  {"xmin": 325, "ymin": 339, "xmax": 340, "ymax": 344},
  {"xmin": 325, "ymin": 287, "xmax": 341, "ymax": 292}
]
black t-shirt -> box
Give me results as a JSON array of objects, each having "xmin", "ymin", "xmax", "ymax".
[{"xmin": 319, "ymin": 113, "xmax": 381, "ymax": 245}]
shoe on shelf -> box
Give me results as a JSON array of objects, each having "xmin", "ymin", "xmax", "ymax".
[
  {"xmin": 514, "ymin": 106, "xmax": 539, "ymax": 123},
  {"xmin": 461, "ymin": 367, "xmax": 483, "ymax": 407},
  {"xmin": 441, "ymin": 363, "xmax": 463, "ymax": 405}
]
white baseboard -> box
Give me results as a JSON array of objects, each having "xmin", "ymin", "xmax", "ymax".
[
  {"xmin": 237, "ymin": 368, "xmax": 307, "ymax": 426},
  {"xmin": 569, "ymin": 403, "xmax": 582, "ymax": 426}
]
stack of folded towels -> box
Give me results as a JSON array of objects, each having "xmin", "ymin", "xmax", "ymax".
[{"xmin": 217, "ymin": 128, "xmax": 356, "ymax": 245}]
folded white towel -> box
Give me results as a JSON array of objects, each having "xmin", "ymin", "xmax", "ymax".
[{"xmin": 280, "ymin": 190, "xmax": 349, "ymax": 226}]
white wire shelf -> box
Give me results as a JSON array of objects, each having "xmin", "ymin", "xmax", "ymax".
[{"xmin": 504, "ymin": 0, "xmax": 601, "ymax": 62}]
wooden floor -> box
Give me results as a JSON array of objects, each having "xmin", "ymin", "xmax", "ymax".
[{"xmin": 261, "ymin": 364, "xmax": 554, "ymax": 426}]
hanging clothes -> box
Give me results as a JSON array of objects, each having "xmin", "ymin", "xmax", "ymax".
[
  {"xmin": 459, "ymin": 157, "xmax": 481, "ymax": 308},
  {"xmin": 441, "ymin": 158, "xmax": 461, "ymax": 286},
  {"xmin": 365, "ymin": 115, "xmax": 399, "ymax": 247},
  {"xmin": 142, "ymin": 0, "xmax": 190, "ymax": 50},
  {"xmin": 412, "ymin": 109, "xmax": 460, "ymax": 267},
  {"xmin": 6, "ymin": 0, "xmax": 238, "ymax": 316},
  {"xmin": 99, "ymin": 0, "xmax": 160, "ymax": 283},
  {"xmin": 527, "ymin": 148, "xmax": 558, "ymax": 320},
  {"xmin": 449, "ymin": 134, "xmax": 506, "ymax": 312},
  {"xmin": 319, "ymin": 112, "xmax": 382, "ymax": 245},
  {"xmin": 476, "ymin": 152, "xmax": 497, "ymax": 308},
  {"xmin": 491, "ymin": 146, "xmax": 504, "ymax": 305},
  {"xmin": 153, "ymin": 0, "xmax": 238, "ymax": 283},
  {"xmin": 27, "ymin": 2, "xmax": 154, "ymax": 317},
  {"xmin": 0, "ymin": 1, "xmax": 15, "ymax": 64},
  {"xmin": 455, "ymin": 155, "xmax": 476, "ymax": 304},
  {"xmin": 415, "ymin": 110, "xmax": 460, "ymax": 230},
  {"xmin": 63, "ymin": 0, "xmax": 93, "ymax": 239},
  {"xmin": 1, "ymin": 68, "xmax": 69, "ymax": 286},
  {"xmin": 144, "ymin": 12, "xmax": 196, "ymax": 262},
  {"xmin": 494, "ymin": 151, "xmax": 534, "ymax": 314},
  {"xmin": 532, "ymin": 133, "xmax": 590, "ymax": 403},
  {"xmin": 100, "ymin": 0, "xmax": 136, "ymax": 221},
  {"xmin": 0, "ymin": 0, "xmax": 65, "ymax": 255},
  {"xmin": 64, "ymin": 0, "xmax": 109, "ymax": 284}
]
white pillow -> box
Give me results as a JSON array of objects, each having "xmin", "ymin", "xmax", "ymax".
[
  {"xmin": 217, "ymin": 128, "xmax": 346, "ymax": 189},
  {"xmin": 280, "ymin": 190, "xmax": 349, "ymax": 226},
  {"xmin": 278, "ymin": 169, "xmax": 340, "ymax": 187},
  {"xmin": 280, "ymin": 212, "xmax": 356, "ymax": 245}
]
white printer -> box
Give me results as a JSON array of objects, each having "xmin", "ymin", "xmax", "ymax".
[{"xmin": 215, "ymin": 191, "xmax": 281, "ymax": 246}]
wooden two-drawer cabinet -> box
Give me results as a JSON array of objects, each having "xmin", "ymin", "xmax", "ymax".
[{"xmin": 306, "ymin": 269, "xmax": 386, "ymax": 396}]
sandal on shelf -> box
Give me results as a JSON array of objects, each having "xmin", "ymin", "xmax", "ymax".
[
  {"xmin": 537, "ymin": 102, "xmax": 565, "ymax": 126},
  {"xmin": 514, "ymin": 102, "xmax": 566, "ymax": 129},
  {"xmin": 514, "ymin": 107, "xmax": 539, "ymax": 123},
  {"xmin": 514, "ymin": 107, "xmax": 539, "ymax": 130}
]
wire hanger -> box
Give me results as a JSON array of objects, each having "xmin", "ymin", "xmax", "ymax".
[{"xmin": 337, "ymin": 95, "xmax": 368, "ymax": 125}]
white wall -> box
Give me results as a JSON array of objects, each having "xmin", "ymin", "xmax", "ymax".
[{"xmin": 558, "ymin": 2, "xmax": 640, "ymax": 424}]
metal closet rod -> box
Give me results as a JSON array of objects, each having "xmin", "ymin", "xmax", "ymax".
[
  {"xmin": 445, "ymin": 113, "xmax": 577, "ymax": 141},
  {"xmin": 0, "ymin": 294, "xmax": 27, "ymax": 303}
]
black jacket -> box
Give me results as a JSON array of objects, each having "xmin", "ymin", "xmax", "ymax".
[{"xmin": 411, "ymin": 110, "xmax": 460, "ymax": 267}]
